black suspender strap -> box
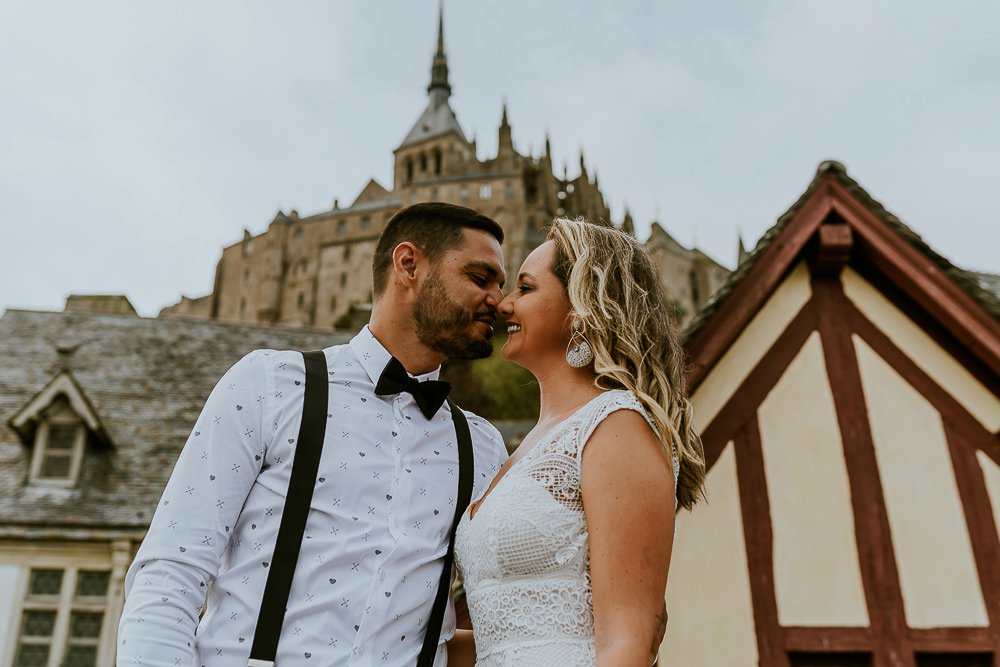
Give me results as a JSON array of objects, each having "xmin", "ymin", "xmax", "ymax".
[
  {"xmin": 416, "ymin": 398, "xmax": 475, "ymax": 667},
  {"xmin": 248, "ymin": 350, "xmax": 328, "ymax": 667}
]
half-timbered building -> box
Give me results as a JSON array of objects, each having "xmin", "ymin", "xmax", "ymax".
[{"xmin": 661, "ymin": 161, "xmax": 1000, "ymax": 667}]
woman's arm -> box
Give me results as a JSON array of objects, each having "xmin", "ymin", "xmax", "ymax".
[
  {"xmin": 446, "ymin": 628, "xmax": 477, "ymax": 667},
  {"xmin": 582, "ymin": 409, "xmax": 676, "ymax": 667}
]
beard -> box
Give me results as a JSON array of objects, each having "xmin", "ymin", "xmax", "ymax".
[{"xmin": 413, "ymin": 271, "xmax": 494, "ymax": 360}]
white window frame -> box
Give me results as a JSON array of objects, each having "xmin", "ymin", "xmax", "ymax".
[
  {"xmin": 8, "ymin": 566, "xmax": 113, "ymax": 667},
  {"xmin": 28, "ymin": 412, "xmax": 86, "ymax": 487},
  {"xmin": 479, "ymin": 184, "xmax": 492, "ymax": 200}
]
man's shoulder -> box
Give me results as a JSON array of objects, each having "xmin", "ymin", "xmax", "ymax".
[
  {"xmin": 238, "ymin": 344, "xmax": 349, "ymax": 374},
  {"xmin": 453, "ymin": 407, "xmax": 507, "ymax": 462}
]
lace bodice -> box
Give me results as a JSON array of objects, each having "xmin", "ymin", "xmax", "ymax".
[{"xmin": 454, "ymin": 390, "xmax": 678, "ymax": 666}]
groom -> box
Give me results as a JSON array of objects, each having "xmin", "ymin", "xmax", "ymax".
[{"xmin": 117, "ymin": 203, "xmax": 509, "ymax": 666}]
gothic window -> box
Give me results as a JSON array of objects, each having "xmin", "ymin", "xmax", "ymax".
[
  {"xmin": 433, "ymin": 148, "xmax": 442, "ymax": 175},
  {"xmin": 406, "ymin": 158, "xmax": 414, "ymax": 183},
  {"xmin": 297, "ymin": 292, "xmax": 305, "ymax": 309},
  {"xmin": 343, "ymin": 245, "xmax": 352, "ymax": 261},
  {"xmin": 13, "ymin": 567, "xmax": 111, "ymax": 667},
  {"xmin": 479, "ymin": 184, "xmax": 492, "ymax": 200},
  {"xmin": 360, "ymin": 216, "xmax": 371, "ymax": 230},
  {"xmin": 337, "ymin": 220, "xmax": 348, "ymax": 235},
  {"xmin": 420, "ymin": 153, "xmax": 428, "ymax": 172},
  {"xmin": 504, "ymin": 181, "xmax": 514, "ymax": 198},
  {"xmin": 340, "ymin": 273, "xmax": 347, "ymax": 288}
]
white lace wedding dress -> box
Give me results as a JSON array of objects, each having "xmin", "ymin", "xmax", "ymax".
[{"xmin": 454, "ymin": 390, "xmax": 678, "ymax": 666}]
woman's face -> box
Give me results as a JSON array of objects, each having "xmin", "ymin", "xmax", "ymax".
[{"xmin": 497, "ymin": 240, "xmax": 573, "ymax": 370}]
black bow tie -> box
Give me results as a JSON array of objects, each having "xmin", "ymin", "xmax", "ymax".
[{"xmin": 374, "ymin": 357, "xmax": 451, "ymax": 419}]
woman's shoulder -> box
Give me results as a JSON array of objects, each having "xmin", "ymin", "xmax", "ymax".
[{"xmin": 583, "ymin": 389, "xmax": 650, "ymax": 427}]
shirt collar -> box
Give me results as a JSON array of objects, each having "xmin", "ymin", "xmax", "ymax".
[{"xmin": 350, "ymin": 325, "xmax": 442, "ymax": 386}]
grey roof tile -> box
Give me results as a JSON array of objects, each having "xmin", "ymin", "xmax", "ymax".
[{"xmin": 0, "ymin": 309, "xmax": 348, "ymax": 533}]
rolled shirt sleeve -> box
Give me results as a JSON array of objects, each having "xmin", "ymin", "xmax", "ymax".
[{"xmin": 118, "ymin": 350, "xmax": 272, "ymax": 666}]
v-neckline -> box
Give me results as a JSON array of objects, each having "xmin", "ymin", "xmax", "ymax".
[{"xmin": 466, "ymin": 391, "xmax": 612, "ymax": 523}]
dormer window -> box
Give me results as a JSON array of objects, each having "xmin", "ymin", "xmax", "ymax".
[
  {"xmin": 29, "ymin": 398, "xmax": 86, "ymax": 484},
  {"xmin": 10, "ymin": 370, "xmax": 111, "ymax": 488}
]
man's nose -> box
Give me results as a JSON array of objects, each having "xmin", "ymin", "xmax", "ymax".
[{"xmin": 486, "ymin": 286, "xmax": 504, "ymax": 309}]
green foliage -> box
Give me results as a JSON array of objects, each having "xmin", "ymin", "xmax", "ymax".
[
  {"xmin": 666, "ymin": 297, "xmax": 687, "ymax": 322},
  {"xmin": 443, "ymin": 332, "xmax": 539, "ymax": 419}
]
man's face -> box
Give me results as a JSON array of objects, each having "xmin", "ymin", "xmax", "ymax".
[{"xmin": 412, "ymin": 228, "xmax": 505, "ymax": 360}]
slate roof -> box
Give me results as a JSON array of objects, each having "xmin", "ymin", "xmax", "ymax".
[
  {"xmin": 683, "ymin": 161, "xmax": 1000, "ymax": 344},
  {"xmin": 398, "ymin": 96, "xmax": 467, "ymax": 150},
  {"xmin": 0, "ymin": 309, "xmax": 349, "ymax": 537}
]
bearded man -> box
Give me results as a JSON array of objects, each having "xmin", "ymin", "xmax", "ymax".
[{"xmin": 117, "ymin": 203, "xmax": 509, "ymax": 666}]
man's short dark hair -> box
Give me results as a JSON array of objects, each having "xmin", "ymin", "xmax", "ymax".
[{"xmin": 371, "ymin": 202, "xmax": 504, "ymax": 296}]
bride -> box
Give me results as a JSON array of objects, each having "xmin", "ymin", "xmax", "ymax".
[{"xmin": 448, "ymin": 218, "xmax": 706, "ymax": 666}]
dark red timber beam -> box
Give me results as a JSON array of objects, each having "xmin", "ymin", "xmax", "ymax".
[
  {"xmin": 734, "ymin": 414, "xmax": 789, "ymax": 667},
  {"xmin": 844, "ymin": 298, "xmax": 1000, "ymax": 651},
  {"xmin": 813, "ymin": 264, "xmax": 915, "ymax": 667}
]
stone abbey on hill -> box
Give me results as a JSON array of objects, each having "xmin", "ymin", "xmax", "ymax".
[{"xmin": 161, "ymin": 10, "xmax": 729, "ymax": 330}]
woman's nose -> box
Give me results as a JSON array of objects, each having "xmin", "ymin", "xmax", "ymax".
[{"xmin": 497, "ymin": 292, "xmax": 514, "ymax": 316}]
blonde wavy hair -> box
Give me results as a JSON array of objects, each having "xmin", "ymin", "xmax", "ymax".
[{"xmin": 548, "ymin": 218, "xmax": 705, "ymax": 510}]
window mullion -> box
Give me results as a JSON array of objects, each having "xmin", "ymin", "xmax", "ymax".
[
  {"xmin": 47, "ymin": 567, "xmax": 77, "ymax": 667},
  {"xmin": 68, "ymin": 424, "xmax": 86, "ymax": 483}
]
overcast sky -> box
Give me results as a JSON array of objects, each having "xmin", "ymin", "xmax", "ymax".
[{"xmin": 2, "ymin": 1, "xmax": 998, "ymax": 317}]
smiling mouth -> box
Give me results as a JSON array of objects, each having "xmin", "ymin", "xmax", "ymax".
[{"xmin": 507, "ymin": 323, "xmax": 521, "ymax": 333}]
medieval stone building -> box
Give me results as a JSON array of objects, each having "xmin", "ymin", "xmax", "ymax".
[{"xmin": 161, "ymin": 11, "xmax": 728, "ymax": 330}]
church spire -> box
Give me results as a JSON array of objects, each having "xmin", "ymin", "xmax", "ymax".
[{"xmin": 428, "ymin": 3, "xmax": 451, "ymax": 102}]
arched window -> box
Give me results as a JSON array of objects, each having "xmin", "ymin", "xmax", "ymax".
[
  {"xmin": 434, "ymin": 148, "xmax": 442, "ymax": 175},
  {"xmin": 405, "ymin": 158, "xmax": 414, "ymax": 183}
]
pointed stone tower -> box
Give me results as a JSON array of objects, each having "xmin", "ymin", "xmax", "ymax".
[{"xmin": 392, "ymin": 5, "xmax": 474, "ymax": 190}]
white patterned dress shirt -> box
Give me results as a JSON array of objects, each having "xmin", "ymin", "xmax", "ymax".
[{"xmin": 118, "ymin": 326, "xmax": 507, "ymax": 667}]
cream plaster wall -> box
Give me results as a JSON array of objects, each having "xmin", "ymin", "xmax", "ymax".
[
  {"xmin": 692, "ymin": 262, "xmax": 812, "ymax": 432},
  {"xmin": 976, "ymin": 451, "xmax": 1000, "ymax": 552},
  {"xmin": 855, "ymin": 337, "xmax": 988, "ymax": 627},
  {"xmin": 0, "ymin": 564, "xmax": 24, "ymax": 662},
  {"xmin": 842, "ymin": 268, "xmax": 1000, "ymax": 432},
  {"xmin": 660, "ymin": 444, "xmax": 758, "ymax": 667},
  {"xmin": 758, "ymin": 332, "xmax": 869, "ymax": 626}
]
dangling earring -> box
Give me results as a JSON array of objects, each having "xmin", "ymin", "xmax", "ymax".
[{"xmin": 566, "ymin": 319, "xmax": 594, "ymax": 368}]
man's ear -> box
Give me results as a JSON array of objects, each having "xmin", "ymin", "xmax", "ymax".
[{"xmin": 391, "ymin": 241, "xmax": 423, "ymax": 292}]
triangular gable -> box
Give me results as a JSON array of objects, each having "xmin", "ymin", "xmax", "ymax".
[
  {"xmin": 351, "ymin": 179, "xmax": 390, "ymax": 206},
  {"xmin": 683, "ymin": 161, "xmax": 1000, "ymax": 393},
  {"xmin": 9, "ymin": 370, "xmax": 111, "ymax": 446},
  {"xmin": 665, "ymin": 161, "xmax": 1000, "ymax": 664}
]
